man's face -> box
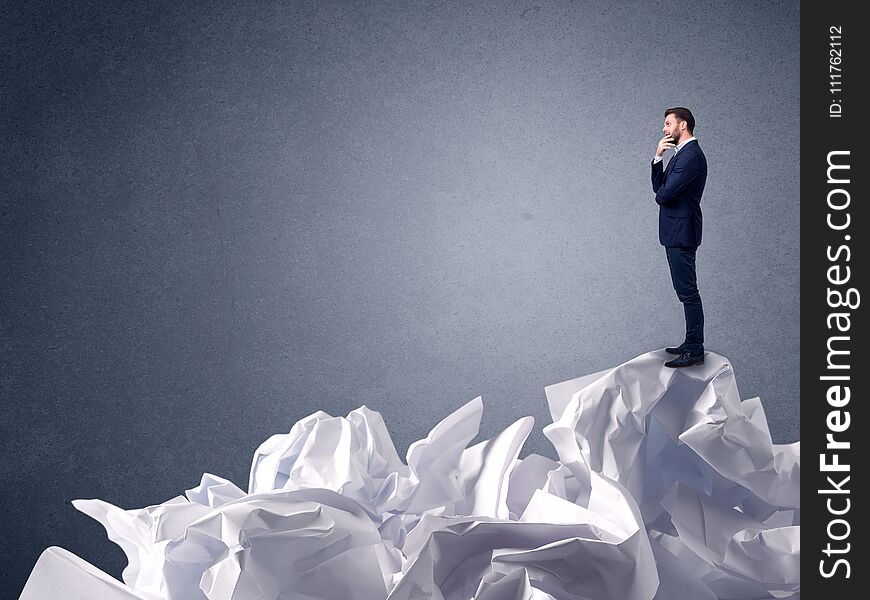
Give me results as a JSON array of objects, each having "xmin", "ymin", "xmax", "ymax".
[{"xmin": 662, "ymin": 114, "xmax": 684, "ymax": 143}]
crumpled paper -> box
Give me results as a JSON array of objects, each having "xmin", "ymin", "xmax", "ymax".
[
  {"xmin": 543, "ymin": 351, "xmax": 799, "ymax": 599},
  {"xmin": 19, "ymin": 350, "xmax": 799, "ymax": 600}
]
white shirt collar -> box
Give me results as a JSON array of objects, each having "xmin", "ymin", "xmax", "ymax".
[{"xmin": 674, "ymin": 136, "xmax": 696, "ymax": 154}]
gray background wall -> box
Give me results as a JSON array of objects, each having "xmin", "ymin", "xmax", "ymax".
[{"xmin": 2, "ymin": 0, "xmax": 799, "ymax": 595}]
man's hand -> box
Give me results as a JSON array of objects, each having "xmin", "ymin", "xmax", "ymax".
[{"xmin": 656, "ymin": 135, "xmax": 676, "ymax": 158}]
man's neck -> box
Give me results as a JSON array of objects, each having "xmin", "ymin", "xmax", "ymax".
[{"xmin": 674, "ymin": 135, "xmax": 696, "ymax": 151}]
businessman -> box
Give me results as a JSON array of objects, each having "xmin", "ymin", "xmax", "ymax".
[{"xmin": 651, "ymin": 107, "xmax": 708, "ymax": 368}]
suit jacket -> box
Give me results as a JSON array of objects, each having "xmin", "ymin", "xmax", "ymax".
[{"xmin": 651, "ymin": 139, "xmax": 707, "ymax": 247}]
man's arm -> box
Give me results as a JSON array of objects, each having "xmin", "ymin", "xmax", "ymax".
[
  {"xmin": 654, "ymin": 154, "xmax": 700, "ymax": 205},
  {"xmin": 651, "ymin": 135, "xmax": 674, "ymax": 194},
  {"xmin": 651, "ymin": 159, "xmax": 665, "ymax": 192}
]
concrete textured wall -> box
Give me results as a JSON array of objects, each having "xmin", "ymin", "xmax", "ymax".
[{"xmin": 2, "ymin": 0, "xmax": 799, "ymax": 594}]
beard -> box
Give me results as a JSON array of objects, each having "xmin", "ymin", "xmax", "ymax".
[{"xmin": 669, "ymin": 130, "xmax": 682, "ymax": 144}]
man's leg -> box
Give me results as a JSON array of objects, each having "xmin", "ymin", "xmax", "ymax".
[{"xmin": 665, "ymin": 246, "xmax": 704, "ymax": 355}]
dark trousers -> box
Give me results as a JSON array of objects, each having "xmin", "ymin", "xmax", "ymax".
[{"xmin": 665, "ymin": 246, "xmax": 704, "ymax": 354}]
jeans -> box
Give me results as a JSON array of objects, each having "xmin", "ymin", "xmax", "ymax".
[{"xmin": 665, "ymin": 246, "xmax": 704, "ymax": 354}]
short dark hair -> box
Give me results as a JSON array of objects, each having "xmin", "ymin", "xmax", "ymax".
[{"xmin": 664, "ymin": 107, "xmax": 695, "ymax": 133}]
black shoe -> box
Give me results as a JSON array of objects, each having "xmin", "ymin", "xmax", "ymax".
[
  {"xmin": 665, "ymin": 344, "xmax": 687, "ymax": 355},
  {"xmin": 664, "ymin": 352, "xmax": 705, "ymax": 368}
]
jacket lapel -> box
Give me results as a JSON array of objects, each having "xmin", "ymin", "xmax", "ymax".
[
  {"xmin": 665, "ymin": 140, "xmax": 694, "ymax": 175},
  {"xmin": 664, "ymin": 152, "xmax": 677, "ymax": 176}
]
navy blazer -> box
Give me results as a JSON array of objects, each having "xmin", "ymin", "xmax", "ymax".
[{"xmin": 651, "ymin": 139, "xmax": 707, "ymax": 247}]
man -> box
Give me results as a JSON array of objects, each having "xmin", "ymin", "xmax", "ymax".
[{"xmin": 651, "ymin": 107, "xmax": 707, "ymax": 368}]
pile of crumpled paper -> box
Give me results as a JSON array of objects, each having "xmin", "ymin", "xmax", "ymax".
[{"xmin": 20, "ymin": 350, "xmax": 799, "ymax": 600}]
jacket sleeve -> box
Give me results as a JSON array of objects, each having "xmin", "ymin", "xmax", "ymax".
[
  {"xmin": 654, "ymin": 154, "xmax": 700, "ymax": 205},
  {"xmin": 651, "ymin": 159, "xmax": 665, "ymax": 193}
]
